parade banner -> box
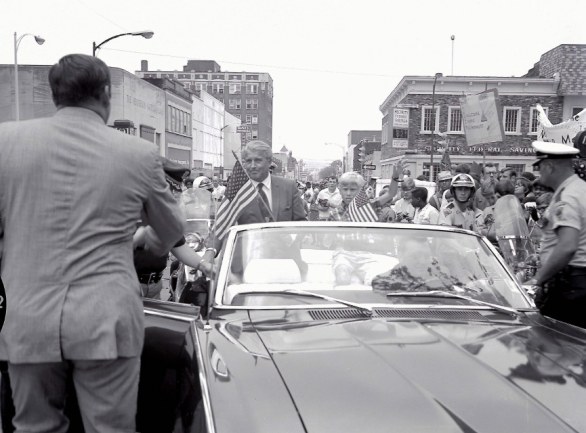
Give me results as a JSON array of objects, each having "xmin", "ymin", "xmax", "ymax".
[
  {"xmin": 535, "ymin": 105, "xmax": 586, "ymax": 145},
  {"xmin": 459, "ymin": 89, "xmax": 505, "ymax": 146}
]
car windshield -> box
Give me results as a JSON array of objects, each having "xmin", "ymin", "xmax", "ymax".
[{"xmin": 219, "ymin": 225, "xmax": 532, "ymax": 309}]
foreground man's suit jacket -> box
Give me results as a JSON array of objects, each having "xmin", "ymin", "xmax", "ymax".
[{"xmin": 0, "ymin": 107, "xmax": 185, "ymax": 363}]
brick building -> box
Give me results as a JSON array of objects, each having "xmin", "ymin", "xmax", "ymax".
[
  {"xmin": 379, "ymin": 44, "xmax": 586, "ymax": 181},
  {"xmin": 136, "ymin": 60, "xmax": 273, "ymax": 146}
]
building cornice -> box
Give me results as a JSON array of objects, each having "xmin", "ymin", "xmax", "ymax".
[{"xmin": 379, "ymin": 75, "xmax": 559, "ymax": 114}]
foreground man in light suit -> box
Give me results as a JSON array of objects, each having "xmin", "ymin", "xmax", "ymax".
[{"xmin": 0, "ymin": 54, "xmax": 185, "ymax": 432}]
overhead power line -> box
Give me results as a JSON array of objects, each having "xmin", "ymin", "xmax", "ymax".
[{"xmin": 101, "ymin": 47, "xmax": 403, "ymax": 78}]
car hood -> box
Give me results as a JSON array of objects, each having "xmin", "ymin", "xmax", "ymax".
[{"xmin": 249, "ymin": 310, "xmax": 586, "ymax": 433}]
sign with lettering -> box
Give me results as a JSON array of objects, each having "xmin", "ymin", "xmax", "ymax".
[
  {"xmin": 393, "ymin": 108, "xmax": 410, "ymax": 128},
  {"xmin": 392, "ymin": 139, "xmax": 409, "ymax": 148},
  {"xmin": 460, "ymin": 89, "xmax": 505, "ymax": 146},
  {"xmin": 535, "ymin": 105, "xmax": 586, "ymax": 145}
]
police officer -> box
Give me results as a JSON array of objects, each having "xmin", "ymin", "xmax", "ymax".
[
  {"xmin": 134, "ymin": 159, "xmax": 213, "ymax": 300},
  {"xmin": 438, "ymin": 173, "xmax": 476, "ymax": 231},
  {"xmin": 526, "ymin": 140, "xmax": 586, "ymax": 328}
]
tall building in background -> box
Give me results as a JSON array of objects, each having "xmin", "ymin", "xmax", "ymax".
[{"xmin": 136, "ymin": 60, "xmax": 273, "ymax": 146}]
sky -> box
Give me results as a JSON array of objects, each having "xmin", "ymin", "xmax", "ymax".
[{"xmin": 2, "ymin": 0, "xmax": 585, "ymax": 162}]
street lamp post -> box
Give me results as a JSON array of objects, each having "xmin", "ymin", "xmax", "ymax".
[
  {"xmin": 429, "ymin": 72, "xmax": 443, "ymax": 182},
  {"xmin": 14, "ymin": 32, "xmax": 45, "ymax": 121},
  {"xmin": 92, "ymin": 30, "xmax": 154, "ymax": 56}
]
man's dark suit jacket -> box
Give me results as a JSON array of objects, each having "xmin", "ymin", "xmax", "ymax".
[
  {"xmin": 237, "ymin": 175, "xmax": 307, "ymax": 224},
  {"xmin": 211, "ymin": 175, "xmax": 306, "ymax": 252}
]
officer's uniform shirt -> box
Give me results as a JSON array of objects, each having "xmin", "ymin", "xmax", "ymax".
[
  {"xmin": 438, "ymin": 201, "xmax": 475, "ymax": 231},
  {"xmin": 539, "ymin": 174, "xmax": 586, "ymax": 267}
]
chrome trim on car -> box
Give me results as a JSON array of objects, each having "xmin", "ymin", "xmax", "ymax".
[
  {"xmin": 193, "ymin": 320, "xmax": 216, "ymax": 433},
  {"xmin": 143, "ymin": 308, "xmax": 197, "ymax": 322},
  {"xmin": 211, "ymin": 303, "xmax": 523, "ymax": 313}
]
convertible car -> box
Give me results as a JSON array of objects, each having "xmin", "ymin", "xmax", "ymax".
[{"xmin": 4, "ymin": 222, "xmax": 586, "ymax": 432}]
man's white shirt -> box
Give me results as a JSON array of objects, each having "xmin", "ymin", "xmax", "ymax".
[{"xmin": 413, "ymin": 203, "xmax": 439, "ymax": 225}]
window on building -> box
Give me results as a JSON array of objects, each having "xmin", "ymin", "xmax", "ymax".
[
  {"xmin": 246, "ymin": 74, "xmax": 259, "ymax": 80},
  {"xmin": 245, "ymin": 114, "xmax": 252, "ymax": 124},
  {"xmin": 393, "ymin": 129, "xmax": 408, "ymax": 139},
  {"xmin": 229, "ymin": 83, "xmax": 241, "ymax": 94},
  {"xmin": 421, "ymin": 106, "xmax": 439, "ymax": 133},
  {"xmin": 246, "ymin": 83, "xmax": 259, "ymax": 94},
  {"xmin": 529, "ymin": 107, "xmax": 548, "ymax": 134},
  {"xmin": 212, "ymin": 74, "xmax": 224, "ymax": 80},
  {"xmin": 228, "ymin": 74, "xmax": 242, "ymax": 80},
  {"xmin": 506, "ymin": 164, "xmax": 525, "ymax": 174},
  {"xmin": 251, "ymin": 129, "xmax": 258, "ymax": 139},
  {"xmin": 178, "ymin": 74, "xmax": 190, "ymax": 79},
  {"xmin": 194, "ymin": 83, "xmax": 205, "ymax": 92},
  {"xmin": 235, "ymin": 114, "xmax": 241, "ymax": 121},
  {"xmin": 246, "ymin": 99, "xmax": 259, "ymax": 109},
  {"xmin": 448, "ymin": 107, "xmax": 463, "ymax": 132},
  {"xmin": 422, "ymin": 163, "xmax": 440, "ymax": 182},
  {"xmin": 194, "ymin": 74, "xmax": 208, "ymax": 80},
  {"xmin": 170, "ymin": 107, "xmax": 176, "ymax": 132},
  {"xmin": 229, "ymin": 99, "xmax": 241, "ymax": 110},
  {"xmin": 251, "ymin": 114, "xmax": 258, "ymax": 124},
  {"xmin": 573, "ymin": 107, "xmax": 585, "ymax": 117},
  {"xmin": 503, "ymin": 107, "xmax": 522, "ymax": 134},
  {"xmin": 212, "ymin": 83, "xmax": 224, "ymax": 94}
]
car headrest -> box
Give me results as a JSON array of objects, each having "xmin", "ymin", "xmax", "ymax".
[{"xmin": 243, "ymin": 259, "xmax": 301, "ymax": 284}]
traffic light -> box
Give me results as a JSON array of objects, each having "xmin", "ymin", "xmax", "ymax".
[{"xmin": 358, "ymin": 145, "xmax": 366, "ymax": 163}]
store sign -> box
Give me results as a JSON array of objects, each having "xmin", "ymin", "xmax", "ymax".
[
  {"xmin": 460, "ymin": 89, "xmax": 505, "ymax": 146},
  {"xmin": 419, "ymin": 145, "xmax": 535, "ymax": 155},
  {"xmin": 393, "ymin": 108, "xmax": 410, "ymax": 128},
  {"xmin": 392, "ymin": 139, "xmax": 409, "ymax": 148},
  {"xmin": 167, "ymin": 147, "xmax": 191, "ymax": 167}
]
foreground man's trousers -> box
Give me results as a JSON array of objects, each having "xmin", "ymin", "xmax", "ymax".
[{"xmin": 8, "ymin": 357, "xmax": 140, "ymax": 433}]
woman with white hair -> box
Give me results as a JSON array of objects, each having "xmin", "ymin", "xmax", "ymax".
[{"xmin": 337, "ymin": 162, "xmax": 403, "ymax": 221}]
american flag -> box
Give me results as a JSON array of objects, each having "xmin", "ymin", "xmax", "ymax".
[
  {"xmin": 213, "ymin": 157, "xmax": 256, "ymax": 241},
  {"xmin": 348, "ymin": 185, "xmax": 378, "ymax": 222}
]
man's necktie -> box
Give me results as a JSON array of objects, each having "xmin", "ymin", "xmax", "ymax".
[{"xmin": 257, "ymin": 183, "xmax": 273, "ymax": 222}]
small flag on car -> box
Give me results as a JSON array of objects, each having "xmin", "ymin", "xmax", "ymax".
[
  {"xmin": 348, "ymin": 185, "xmax": 378, "ymax": 222},
  {"xmin": 213, "ymin": 155, "xmax": 257, "ymax": 241}
]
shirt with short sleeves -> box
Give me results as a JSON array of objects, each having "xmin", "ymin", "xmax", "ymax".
[
  {"xmin": 316, "ymin": 188, "xmax": 342, "ymax": 219},
  {"xmin": 539, "ymin": 175, "xmax": 586, "ymax": 267},
  {"xmin": 413, "ymin": 203, "xmax": 439, "ymax": 225},
  {"xmin": 438, "ymin": 202, "xmax": 475, "ymax": 231}
]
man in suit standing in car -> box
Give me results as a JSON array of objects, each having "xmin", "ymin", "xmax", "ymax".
[
  {"xmin": 237, "ymin": 140, "xmax": 306, "ymax": 224},
  {"xmin": 0, "ymin": 54, "xmax": 184, "ymax": 432},
  {"xmin": 204, "ymin": 141, "xmax": 306, "ymax": 274}
]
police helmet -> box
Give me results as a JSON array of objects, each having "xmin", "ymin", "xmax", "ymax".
[
  {"xmin": 193, "ymin": 176, "xmax": 214, "ymax": 191},
  {"xmin": 450, "ymin": 173, "xmax": 476, "ymax": 202}
]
